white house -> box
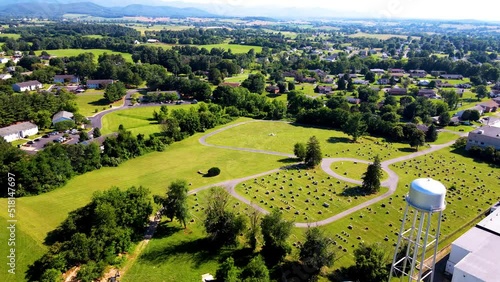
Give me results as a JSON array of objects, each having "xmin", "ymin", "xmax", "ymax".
[
  {"xmin": 52, "ymin": 111, "xmax": 74, "ymax": 125},
  {"xmin": 0, "ymin": 73, "xmax": 12, "ymax": 80},
  {"xmin": 54, "ymin": 75, "xmax": 79, "ymax": 84},
  {"xmin": 147, "ymin": 39, "xmax": 159, "ymax": 43},
  {"xmin": 0, "ymin": 57, "xmax": 9, "ymax": 64},
  {"xmin": 86, "ymin": 79, "xmax": 114, "ymax": 89},
  {"xmin": 12, "ymin": 80, "xmax": 42, "ymax": 92},
  {"xmin": 0, "ymin": 122, "xmax": 38, "ymax": 142}
]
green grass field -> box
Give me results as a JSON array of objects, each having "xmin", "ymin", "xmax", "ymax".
[
  {"xmin": 0, "ymin": 33, "xmax": 21, "ymax": 39},
  {"xmin": 129, "ymin": 24, "xmax": 194, "ymax": 35},
  {"xmin": 100, "ymin": 104, "xmax": 194, "ymax": 136},
  {"xmin": 235, "ymin": 167, "xmax": 388, "ymax": 222},
  {"xmin": 75, "ymin": 90, "xmax": 124, "ymax": 117},
  {"xmin": 348, "ymin": 32, "xmax": 409, "ymax": 40},
  {"xmin": 148, "ymin": 43, "xmax": 262, "ymax": 54},
  {"xmin": 35, "ymin": 49, "xmax": 133, "ymax": 62},
  {"xmin": 82, "ymin": 34, "xmax": 104, "ymax": 39},
  {"xmin": 205, "ymin": 121, "xmax": 416, "ymax": 161},
  {"xmin": 330, "ymin": 161, "xmax": 389, "ymax": 181}
]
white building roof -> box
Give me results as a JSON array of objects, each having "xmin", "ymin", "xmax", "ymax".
[{"xmin": 0, "ymin": 122, "xmax": 37, "ymax": 136}]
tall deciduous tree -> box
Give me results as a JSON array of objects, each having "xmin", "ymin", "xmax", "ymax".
[
  {"xmin": 409, "ymin": 128, "xmax": 425, "ymax": 151},
  {"xmin": 425, "ymin": 124, "xmax": 438, "ymax": 142},
  {"xmin": 305, "ymin": 136, "xmax": 322, "ymax": 167},
  {"xmin": 475, "ymin": 85, "xmax": 488, "ymax": 101},
  {"xmin": 351, "ymin": 243, "xmax": 389, "ymax": 282},
  {"xmin": 155, "ymin": 179, "xmax": 189, "ymax": 228},
  {"xmin": 241, "ymin": 255, "xmax": 270, "ymax": 282},
  {"xmin": 261, "ymin": 209, "xmax": 293, "ymax": 265},
  {"xmin": 204, "ymin": 187, "xmax": 246, "ymax": 247},
  {"xmin": 438, "ymin": 111, "xmax": 451, "ymax": 126},
  {"xmin": 361, "ymin": 155, "xmax": 382, "ymax": 194},
  {"xmin": 294, "ymin": 142, "xmax": 306, "ymax": 161},
  {"xmin": 342, "ymin": 112, "xmax": 367, "ymax": 142},
  {"xmin": 242, "ymin": 73, "xmax": 265, "ymax": 93},
  {"xmin": 299, "ymin": 227, "xmax": 336, "ymax": 274},
  {"xmin": 246, "ymin": 208, "xmax": 261, "ymax": 251},
  {"xmin": 216, "ymin": 257, "xmax": 240, "ymax": 282},
  {"xmin": 104, "ymin": 82, "xmax": 126, "ymax": 103}
]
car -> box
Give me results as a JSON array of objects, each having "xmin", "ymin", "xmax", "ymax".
[
  {"xmin": 27, "ymin": 140, "xmax": 34, "ymax": 144},
  {"xmin": 49, "ymin": 131, "xmax": 58, "ymax": 136},
  {"xmin": 42, "ymin": 134, "xmax": 49, "ymax": 138},
  {"xmin": 34, "ymin": 138, "xmax": 40, "ymax": 142},
  {"xmin": 175, "ymin": 101, "xmax": 182, "ymax": 105}
]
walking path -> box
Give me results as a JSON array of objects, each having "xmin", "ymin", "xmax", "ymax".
[{"xmin": 195, "ymin": 121, "xmax": 462, "ymax": 227}]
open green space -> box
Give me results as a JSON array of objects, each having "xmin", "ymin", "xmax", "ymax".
[
  {"xmin": 35, "ymin": 49, "xmax": 133, "ymax": 62},
  {"xmin": 205, "ymin": 121, "xmax": 414, "ymax": 161},
  {"xmin": 235, "ymin": 167, "xmax": 388, "ymax": 222},
  {"xmin": 148, "ymin": 43, "xmax": 262, "ymax": 54},
  {"xmin": 100, "ymin": 104, "xmax": 194, "ymax": 136},
  {"xmin": 0, "ymin": 33, "xmax": 20, "ymax": 39},
  {"xmin": 330, "ymin": 161, "xmax": 389, "ymax": 181},
  {"xmin": 82, "ymin": 34, "xmax": 104, "ymax": 39},
  {"xmin": 129, "ymin": 24, "xmax": 194, "ymax": 35},
  {"xmin": 75, "ymin": 90, "xmax": 124, "ymax": 117},
  {"xmin": 0, "ymin": 118, "xmax": 288, "ymax": 281}
]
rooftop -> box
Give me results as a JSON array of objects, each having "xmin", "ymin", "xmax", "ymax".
[
  {"xmin": 469, "ymin": 126, "xmax": 500, "ymax": 137},
  {"xmin": 0, "ymin": 122, "xmax": 37, "ymax": 136},
  {"xmin": 15, "ymin": 80, "xmax": 42, "ymax": 87},
  {"xmin": 53, "ymin": 111, "xmax": 74, "ymax": 121}
]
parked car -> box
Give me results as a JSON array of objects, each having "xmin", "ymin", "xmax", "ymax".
[
  {"xmin": 175, "ymin": 101, "xmax": 182, "ymax": 105},
  {"xmin": 42, "ymin": 134, "xmax": 49, "ymax": 138},
  {"xmin": 27, "ymin": 140, "xmax": 34, "ymax": 144},
  {"xmin": 34, "ymin": 138, "xmax": 41, "ymax": 142}
]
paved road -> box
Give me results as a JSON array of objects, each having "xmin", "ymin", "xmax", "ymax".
[{"xmin": 194, "ymin": 120, "xmax": 461, "ymax": 228}]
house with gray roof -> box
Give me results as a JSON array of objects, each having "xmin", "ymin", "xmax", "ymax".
[
  {"xmin": 466, "ymin": 126, "xmax": 500, "ymax": 150},
  {"xmin": 12, "ymin": 80, "xmax": 42, "ymax": 92},
  {"xmin": 0, "ymin": 122, "xmax": 38, "ymax": 142},
  {"xmin": 52, "ymin": 111, "xmax": 74, "ymax": 125}
]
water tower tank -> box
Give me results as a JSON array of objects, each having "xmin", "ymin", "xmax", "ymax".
[{"xmin": 407, "ymin": 178, "xmax": 446, "ymax": 212}]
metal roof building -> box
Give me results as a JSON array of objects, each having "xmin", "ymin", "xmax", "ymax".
[{"xmin": 446, "ymin": 209, "xmax": 500, "ymax": 282}]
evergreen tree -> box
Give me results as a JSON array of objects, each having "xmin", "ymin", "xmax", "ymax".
[
  {"xmin": 305, "ymin": 136, "xmax": 322, "ymax": 167},
  {"xmin": 361, "ymin": 155, "xmax": 382, "ymax": 194}
]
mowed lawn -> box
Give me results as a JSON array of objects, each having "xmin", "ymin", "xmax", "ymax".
[
  {"xmin": 0, "ymin": 33, "xmax": 21, "ymax": 39},
  {"xmin": 35, "ymin": 49, "xmax": 133, "ymax": 62},
  {"xmin": 205, "ymin": 121, "xmax": 420, "ymax": 161},
  {"xmin": 100, "ymin": 104, "xmax": 195, "ymax": 136},
  {"xmin": 0, "ymin": 118, "xmax": 287, "ymax": 282},
  {"xmin": 330, "ymin": 161, "xmax": 389, "ymax": 181},
  {"xmin": 75, "ymin": 90, "xmax": 124, "ymax": 117}
]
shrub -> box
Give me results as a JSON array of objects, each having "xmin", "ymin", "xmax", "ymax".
[{"xmin": 206, "ymin": 167, "xmax": 221, "ymax": 177}]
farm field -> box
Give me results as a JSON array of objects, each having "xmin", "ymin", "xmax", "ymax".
[
  {"xmin": 148, "ymin": 42, "xmax": 262, "ymax": 53},
  {"xmin": 75, "ymin": 90, "xmax": 124, "ymax": 117},
  {"xmin": 204, "ymin": 121, "xmax": 420, "ymax": 161},
  {"xmin": 347, "ymin": 32, "xmax": 409, "ymax": 40},
  {"xmin": 100, "ymin": 104, "xmax": 194, "ymax": 136},
  {"xmin": 128, "ymin": 24, "xmax": 194, "ymax": 35},
  {"xmin": 0, "ymin": 118, "xmax": 288, "ymax": 282},
  {"xmin": 35, "ymin": 49, "xmax": 133, "ymax": 62}
]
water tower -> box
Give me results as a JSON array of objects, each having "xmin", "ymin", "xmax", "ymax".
[{"xmin": 389, "ymin": 178, "xmax": 446, "ymax": 282}]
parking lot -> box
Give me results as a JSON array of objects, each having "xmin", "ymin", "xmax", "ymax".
[{"xmin": 19, "ymin": 132, "xmax": 80, "ymax": 153}]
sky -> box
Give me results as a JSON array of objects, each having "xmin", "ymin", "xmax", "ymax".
[{"xmin": 159, "ymin": 0, "xmax": 497, "ymax": 21}]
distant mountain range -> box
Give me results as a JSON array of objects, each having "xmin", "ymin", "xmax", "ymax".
[{"xmin": 0, "ymin": 0, "xmax": 215, "ymax": 18}]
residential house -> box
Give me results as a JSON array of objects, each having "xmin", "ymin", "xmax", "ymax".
[
  {"xmin": 378, "ymin": 78, "xmax": 390, "ymax": 85},
  {"xmin": 302, "ymin": 77, "xmax": 317, "ymax": 83},
  {"xmin": 316, "ymin": 86, "xmax": 332, "ymax": 94},
  {"xmin": 323, "ymin": 54, "xmax": 338, "ymax": 62},
  {"xmin": 12, "ymin": 80, "xmax": 42, "ymax": 92},
  {"xmin": 353, "ymin": 80, "xmax": 368, "ymax": 85},
  {"xmin": 466, "ymin": 126, "xmax": 500, "ymax": 150},
  {"xmin": 147, "ymin": 39, "xmax": 159, "ymax": 43},
  {"xmin": 440, "ymin": 74, "xmax": 463, "ymax": 80},
  {"xmin": 457, "ymin": 83, "xmax": 471, "ymax": 89},
  {"xmin": 436, "ymin": 81, "xmax": 454, "ymax": 88},
  {"xmin": 490, "ymin": 90, "xmax": 500, "ymax": 98},
  {"xmin": 417, "ymin": 80, "xmax": 430, "ymax": 86},
  {"xmin": 52, "ymin": 111, "xmax": 74, "ymax": 125},
  {"xmin": 492, "ymin": 82, "xmax": 500, "ymax": 90},
  {"xmin": 478, "ymin": 100, "xmax": 499, "ymax": 113},
  {"xmin": 431, "ymin": 71, "xmax": 446, "ymax": 77},
  {"xmin": 418, "ymin": 89, "xmax": 438, "ymax": 98},
  {"xmin": 0, "ymin": 122, "xmax": 38, "ymax": 142},
  {"xmin": 389, "ymin": 68, "xmax": 405, "ymax": 74},
  {"xmin": 133, "ymin": 40, "xmax": 141, "ymax": 44},
  {"xmin": 370, "ymin": 69, "xmax": 385, "ymax": 75},
  {"xmin": 346, "ymin": 97, "xmax": 360, "ymax": 104},
  {"xmin": 0, "ymin": 73, "xmax": 12, "ymax": 80},
  {"xmin": 39, "ymin": 54, "xmax": 53, "ymax": 60},
  {"xmin": 310, "ymin": 69, "xmax": 327, "ymax": 79},
  {"xmin": 409, "ymin": 70, "xmax": 427, "ymax": 78},
  {"xmin": 0, "ymin": 57, "xmax": 8, "ymax": 64},
  {"xmin": 221, "ymin": 82, "xmax": 241, "ymax": 87},
  {"xmin": 338, "ymin": 73, "xmax": 358, "ymax": 79},
  {"xmin": 265, "ymin": 85, "xmax": 280, "ymax": 94},
  {"xmin": 322, "ymin": 77, "xmax": 334, "ymax": 84},
  {"xmin": 53, "ymin": 75, "xmax": 79, "ymax": 84},
  {"xmin": 86, "ymin": 79, "xmax": 114, "ymax": 89},
  {"xmin": 6, "ymin": 66, "xmax": 16, "ymax": 73},
  {"xmin": 387, "ymin": 87, "xmax": 408, "ymax": 95}
]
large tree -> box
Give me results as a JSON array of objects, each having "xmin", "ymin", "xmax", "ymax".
[
  {"xmin": 261, "ymin": 209, "xmax": 294, "ymax": 265},
  {"xmin": 350, "ymin": 243, "xmax": 389, "ymax": 282},
  {"xmin": 299, "ymin": 227, "xmax": 336, "ymax": 274},
  {"xmin": 294, "ymin": 142, "xmax": 306, "ymax": 161},
  {"xmin": 204, "ymin": 187, "xmax": 246, "ymax": 247},
  {"xmin": 154, "ymin": 179, "xmax": 189, "ymax": 228},
  {"xmin": 342, "ymin": 112, "xmax": 367, "ymax": 142},
  {"xmin": 438, "ymin": 111, "xmax": 451, "ymax": 126},
  {"xmin": 104, "ymin": 81, "xmax": 126, "ymax": 103},
  {"xmin": 246, "ymin": 208, "xmax": 261, "ymax": 251},
  {"xmin": 242, "ymin": 73, "xmax": 265, "ymax": 93},
  {"xmin": 441, "ymin": 89, "xmax": 459, "ymax": 110},
  {"xmin": 361, "ymin": 155, "xmax": 382, "ymax": 194},
  {"xmin": 475, "ymin": 85, "xmax": 488, "ymax": 101},
  {"xmin": 408, "ymin": 128, "xmax": 425, "ymax": 151},
  {"xmin": 241, "ymin": 255, "xmax": 270, "ymax": 282},
  {"xmin": 425, "ymin": 124, "xmax": 438, "ymax": 142},
  {"xmin": 216, "ymin": 257, "xmax": 240, "ymax": 282},
  {"xmin": 305, "ymin": 136, "xmax": 322, "ymax": 167}
]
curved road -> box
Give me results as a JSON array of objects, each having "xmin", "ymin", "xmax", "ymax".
[{"xmin": 194, "ymin": 120, "xmax": 462, "ymax": 228}]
